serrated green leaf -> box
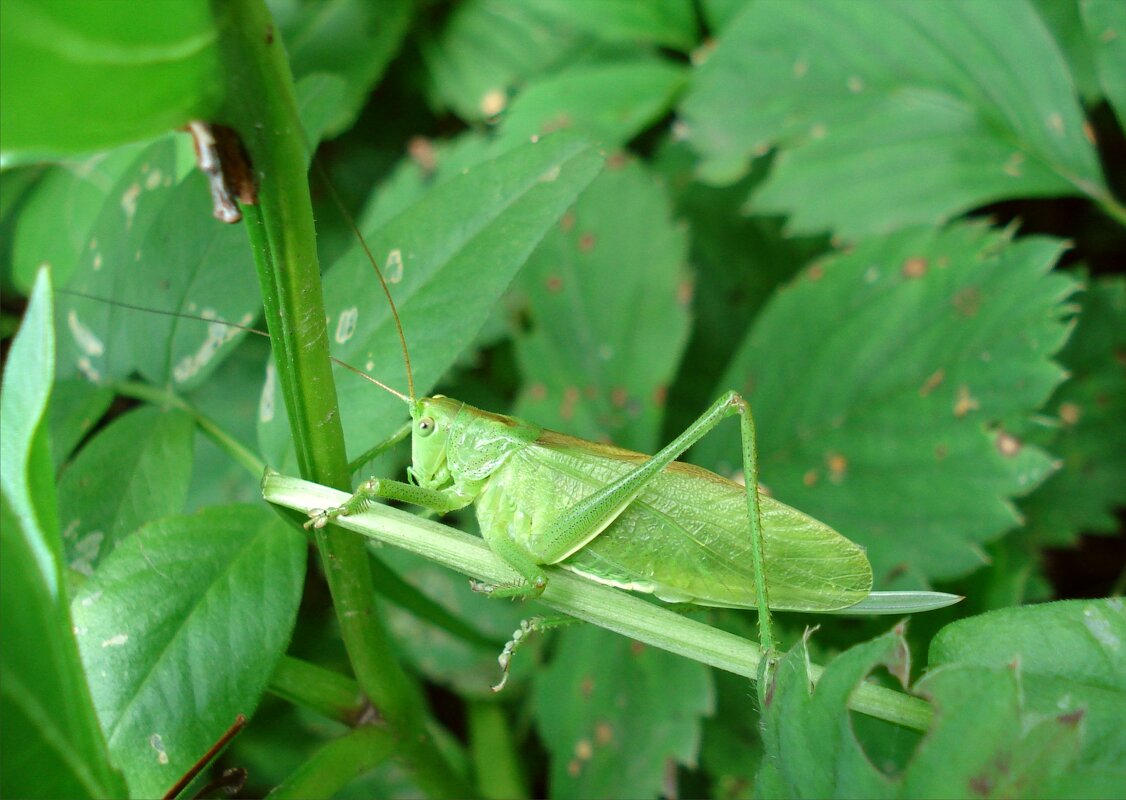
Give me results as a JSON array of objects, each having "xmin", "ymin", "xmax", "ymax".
[
  {"xmin": 905, "ymin": 664, "xmax": 1089, "ymax": 799},
  {"xmin": 497, "ymin": 57, "xmax": 687, "ymax": 150},
  {"xmin": 514, "ymin": 159, "xmax": 691, "ymax": 451},
  {"xmin": 694, "ymin": 223, "xmax": 1075, "ymax": 585},
  {"xmin": 0, "ymin": 0, "xmax": 223, "ymax": 160},
  {"xmin": 757, "ymin": 629, "xmax": 906, "ymax": 798},
  {"xmin": 530, "ymin": 0, "xmax": 698, "ymax": 51},
  {"xmin": 653, "ymin": 139, "xmax": 827, "ymax": 427},
  {"xmin": 419, "ymin": 0, "xmax": 594, "ymax": 122},
  {"xmin": 273, "ymin": 0, "xmax": 414, "ymax": 141},
  {"xmin": 1082, "ymin": 0, "xmax": 1126, "ymax": 129},
  {"xmin": 55, "ymin": 137, "xmax": 261, "ymax": 391},
  {"xmin": 1019, "ymin": 277, "xmax": 1126, "ymax": 545},
  {"xmin": 1, "ymin": 269, "xmax": 127, "ymax": 799},
  {"xmin": 57, "ymin": 405, "xmax": 194, "ymax": 575},
  {"xmin": 259, "ymin": 132, "xmax": 603, "ymax": 468},
  {"xmin": 680, "ymin": 0, "xmax": 1110, "ymax": 238},
  {"xmin": 533, "ymin": 626, "xmax": 713, "ymax": 800},
  {"xmin": 71, "ymin": 505, "xmax": 306, "ymax": 798},
  {"xmin": 929, "ymin": 598, "xmax": 1126, "ymax": 780}
]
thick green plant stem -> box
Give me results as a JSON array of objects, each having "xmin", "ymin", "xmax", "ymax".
[
  {"xmin": 214, "ymin": 2, "xmax": 468, "ymax": 796},
  {"xmin": 265, "ymin": 474, "xmax": 937, "ymax": 733}
]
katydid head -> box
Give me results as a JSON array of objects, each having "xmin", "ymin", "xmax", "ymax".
[{"xmin": 407, "ymin": 395, "xmax": 463, "ymax": 490}]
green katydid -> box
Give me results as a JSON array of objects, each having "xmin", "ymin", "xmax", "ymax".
[{"xmin": 298, "ymin": 192, "xmax": 962, "ymax": 678}]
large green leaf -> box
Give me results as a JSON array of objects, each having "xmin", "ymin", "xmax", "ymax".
[
  {"xmin": 54, "ymin": 137, "xmax": 261, "ymax": 391},
  {"xmin": 680, "ymin": 0, "xmax": 1110, "ymax": 238},
  {"xmin": 56, "ymin": 405, "xmax": 195, "ymax": 575},
  {"xmin": 653, "ymin": 139, "xmax": 827, "ymax": 429},
  {"xmin": 1, "ymin": 269, "xmax": 126, "ymax": 799},
  {"xmin": 758, "ymin": 629, "xmax": 906, "ymax": 798},
  {"xmin": 533, "ymin": 626, "xmax": 713, "ymax": 800},
  {"xmin": 530, "ymin": 0, "xmax": 698, "ymax": 51},
  {"xmin": 496, "ymin": 57, "xmax": 687, "ymax": 150},
  {"xmin": 929, "ymin": 598, "xmax": 1126, "ymax": 782},
  {"xmin": 923, "ymin": 603, "xmax": 1126, "ymax": 797},
  {"xmin": 694, "ymin": 223, "xmax": 1075, "ymax": 585},
  {"xmin": 259, "ymin": 131, "xmax": 603, "ymax": 467},
  {"xmin": 1019, "ymin": 277, "xmax": 1126, "ymax": 545},
  {"xmin": 9, "ymin": 143, "xmax": 148, "ymax": 292},
  {"xmin": 513, "ymin": 158, "xmax": 691, "ymax": 452},
  {"xmin": 272, "ymin": 0, "xmax": 414, "ymax": 142},
  {"xmin": 0, "ymin": 0, "xmax": 223, "ymax": 160},
  {"xmin": 1082, "ymin": 0, "xmax": 1126, "ymax": 129},
  {"xmin": 419, "ymin": 0, "xmax": 595, "ymax": 122},
  {"xmin": 71, "ymin": 505, "xmax": 306, "ymax": 798},
  {"xmin": 759, "ymin": 614, "xmax": 1121, "ymax": 799}
]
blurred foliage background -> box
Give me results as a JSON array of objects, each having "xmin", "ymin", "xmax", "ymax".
[{"xmin": 1, "ymin": 1, "xmax": 1123, "ymax": 798}]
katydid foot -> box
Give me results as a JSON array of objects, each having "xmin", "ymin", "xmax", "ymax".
[{"xmin": 491, "ymin": 616, "xmax": 576, "ymax": 692}]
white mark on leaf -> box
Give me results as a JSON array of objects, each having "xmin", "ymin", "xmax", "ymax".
[
  {"xmin": 76, "ymin": 357, "xmax": 102, "ymax": 383},
  {"xmin": 150, "ymin": 733, "xmax": 170, "ymax": 765},
  {"xmin": 1083, "ymin": 605, "xmax": 1121, "ymax": 651},
  {"xmin": 259, "ymin": 361, "xmax": 276, "ymax": 422},
  {"xmin": 145, "ymin": 169, "xmax": 163, "ymax": 190},
  {"xmin": 101, "ymin": 633, "xmax": 128, "ymax": 647},
  {"xmin": 80, "ymin": 590, "xmax": 103, "ymax": 607},
  {"xmin": 121, "ymin": 183, "xmax": 142, "ymax": 229},
  {"xmin": 385, "ymin": 249, "xmax": 403, "ymax": 284},
  {"xmin": 67, "ymin": 310, "xmax": 106, "ymax": 357},
  {"xmin": 71, "ymin": 531, "xmax": 104, "ymax": 576},
  {"xmin": 540, "ymin": 164, "xmax": 561, "ymax": 183},
  {"xmin": 173, "ymin": 310, "xmax": 254, "ymax": 383},
  {"xmin": 335, "ymin": 306, "xmax": 358, "ymax": 344}
]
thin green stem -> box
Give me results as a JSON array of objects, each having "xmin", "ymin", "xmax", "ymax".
[
  {"xmin": 215, "ymin": 3, "xmax": 469, "ymax": 796},
  {"xmin": 264, "ymin": 474, "xmax": 936, "ymax": 733},
  {"xmin": 266, "ymin": 725, "xmax": 396, "ymax": 800},
  {"xmin": 112, "ymin": 380, "xmax": 265, "ymax": 477},
  {"xmin": 268, "ymin": 656, "xmax": 367, "ymax": 726},
  {"xmin": 468, "ymin": 702, "xmax": 528, "ymax": 800}
]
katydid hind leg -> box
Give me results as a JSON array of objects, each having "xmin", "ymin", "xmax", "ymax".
[{"xmin": 532, "ymin": 390, "xmax": 776, "ymax": 654}]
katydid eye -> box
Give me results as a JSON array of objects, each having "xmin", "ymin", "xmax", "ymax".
[{"xmin": 418, "ymin": 417, "xmax": 435, "ymax": 436}]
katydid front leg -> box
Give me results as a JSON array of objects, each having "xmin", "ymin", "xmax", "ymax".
[{"xmin": 305, "ymin": 478, "xmax": 474, "ymax": 529}]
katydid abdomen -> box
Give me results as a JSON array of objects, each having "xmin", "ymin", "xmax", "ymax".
[{"xmin": 476, "ymin": 427, "xmax": 873, "ymax": 612}]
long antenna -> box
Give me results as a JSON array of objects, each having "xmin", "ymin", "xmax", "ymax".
[
  {"xmin": 312, "ymin": 158, "xmax": 416, "ymax": 404},
  {"xmin": 57, "ymin": 289, "xmax": 408, "ymax": 402}
]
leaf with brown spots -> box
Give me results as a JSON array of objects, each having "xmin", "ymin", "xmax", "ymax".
[
  {"xmin": 1019, "ymin": 277, "xmax": 1126, "ymax": 546},
  {"xmin": 533, "ymin": 626, "xmax": 712, "ymax": 800},
  {"xmin": 694, "ymin": 221, "xmax": 1073, "ymax": 584},
  {"xmin": 514, "ymin": 160, "xmax": 691, "ymax": 451}
]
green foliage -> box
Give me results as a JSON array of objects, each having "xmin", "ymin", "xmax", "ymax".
[
  {"xmin": 0, "ymin": 271, "xmax": 127, "ymax": 798},
  {"xmin": 1, "ymin": 1, "xmax": 1123, "ymax": 798}
]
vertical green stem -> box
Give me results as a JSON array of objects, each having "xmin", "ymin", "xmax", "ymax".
[{"xmin": 214, "ymin": 2, "xmax": 467, "ymax": 796}]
